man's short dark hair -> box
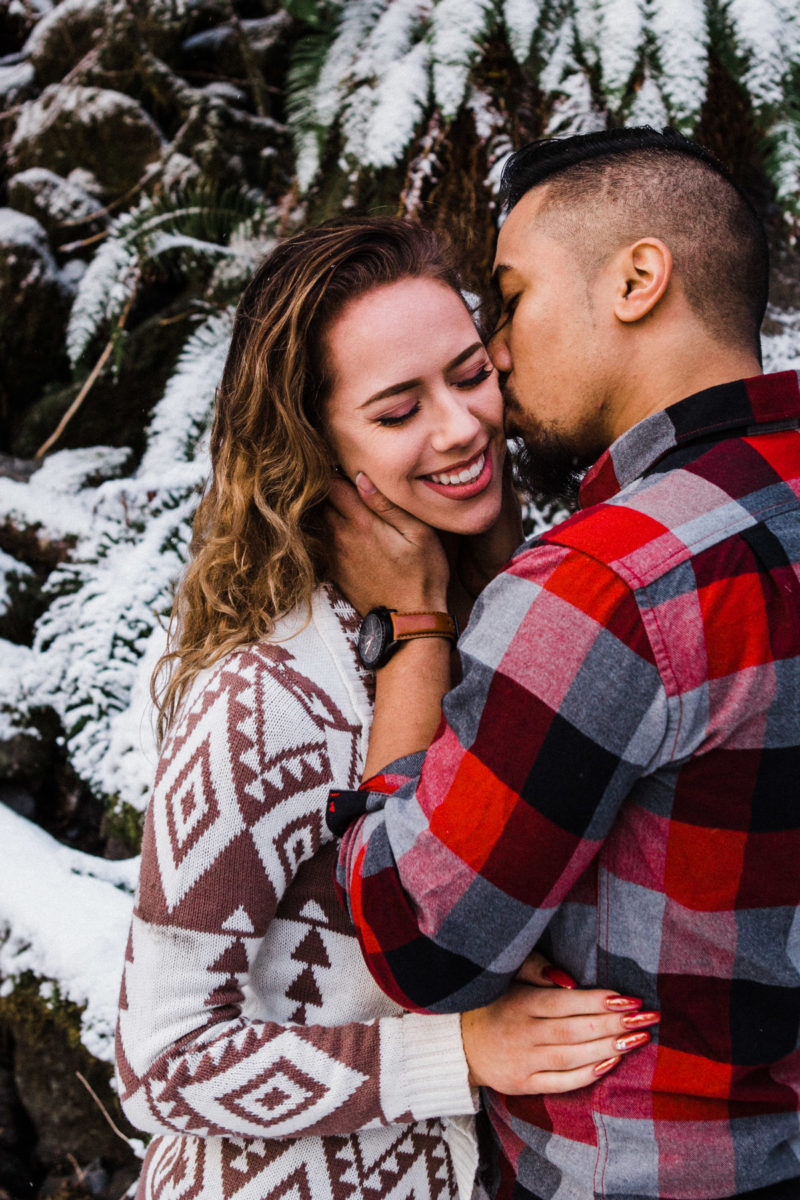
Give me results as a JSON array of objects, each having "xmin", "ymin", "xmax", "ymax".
[{"xmin": 500, "ymin": 127, "xmax": 769, "ymax": 357}]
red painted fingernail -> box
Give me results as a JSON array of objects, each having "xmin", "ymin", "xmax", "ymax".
[
  {"xmin": 594, "ymin": 1056, "xmax": 621, "ymax": 1076},
  {"xmin": 615, "ymin": 1032, "xmax": 651, "ymax": 1052},
  {"xmin": 621, "ymin": 1011, "xmax": 660, "ymax": 1030},
  {"xmin": 605, "ymin": 995, "xmax": 643, "ymax": 1012},
  {"xmin": 541, "ymin": 965, "xmax": 578, "ymax": 989}
]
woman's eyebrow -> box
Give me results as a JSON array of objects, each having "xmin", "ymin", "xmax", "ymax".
[{"xmin": 361, "ymin": 342, "xmax": 485, "ymax": 407}]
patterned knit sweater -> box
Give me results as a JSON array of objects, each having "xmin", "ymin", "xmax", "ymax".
[{"xmin": 116, "ymin": 585, "xmax": 477, "ymax": 1200}]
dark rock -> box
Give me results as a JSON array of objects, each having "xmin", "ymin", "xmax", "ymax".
[
  {"xmin": 9, "ymin": 299, "xmax": 197, "ymax": 464},
  {"xmin": 0, "ymin": 783, "xmax": 36, "ymax": 821},
  {"xmin": 0, "ymin": 546, "xmax": 42, "ymax": 643},
  {"xmin": 0, "ymin": 455, "xmax": 40, "ymax": 484},
  {"xmin": 23, "ymin": 0, "xmax": 105, "ymax": 87},
  {"xmin": 0, "ymin": 1029, "xmax": 39, "ymax": 1199},
  {"xmin": 0, "ymin": 209, "xmax": 71, "ymax": 417},
  {"xmin": 0, "ymin": 727, "xmax": 47, "ymax": 790},
  {"xmin": 179, "ymin": 13, "xmax": 292, "ymax": 108},
  {"xmin": 9, "ymin": 85, "xmax": 165, "ymax": 197},
  {"xmin": 0, "ymin": 982, "xmax": 139, "ymax": 1182},
  {"xmin": 7, "ymin": 169, "xmax": 106, "ymax": 241},
  {"xmin": 177, "ymin": 95, "xmax": 288, "ymax": 191}
]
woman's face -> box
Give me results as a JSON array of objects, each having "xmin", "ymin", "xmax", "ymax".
[{"xmin": 324, "ymin": 277, "xmax": 505, "ymax": 535}]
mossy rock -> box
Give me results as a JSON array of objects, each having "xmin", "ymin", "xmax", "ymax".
[
  {"xmin": 10, "ymin": 86, "xmax": 164, "ymax": 198},
  {"xmin": 101, "ymin": 801, "xmax": 145, "ymax": 859},
  {"xmin": 0, "ymin": 975, "xmax": 140, "ymax": 1174}
]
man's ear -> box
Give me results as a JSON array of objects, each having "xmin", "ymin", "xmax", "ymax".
[{"xmin": 613, "ymin": 238, "xmax": 673, "ymax": 323}]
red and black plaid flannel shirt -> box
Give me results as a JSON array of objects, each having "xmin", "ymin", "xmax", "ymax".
[{"xmin": 330, "ymin": 371, "xmax": 800, "ymax": 1200}]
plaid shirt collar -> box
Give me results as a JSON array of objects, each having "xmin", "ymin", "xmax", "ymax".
[{"xmin": 580, "ymin": 369, "xmax": 800, "ymax": 508}]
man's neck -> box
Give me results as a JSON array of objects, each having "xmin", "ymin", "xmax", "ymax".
[{"xmin": 607, "ymin": 338, "xmax": 763, "ymax": 444}]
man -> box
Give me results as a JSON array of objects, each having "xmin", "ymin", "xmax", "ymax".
[{"xmin": 326, "ymin": 127, "xmax": 800, "ymax": 1199}]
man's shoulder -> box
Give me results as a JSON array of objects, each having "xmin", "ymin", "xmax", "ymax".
[{"xmin": 531, "ymin": 429, "xmax": 800, "ymax": 591}]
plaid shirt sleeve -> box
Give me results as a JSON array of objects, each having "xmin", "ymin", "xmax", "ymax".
[{"xmin": 334, "ymin": 539, "xmax": 671, "ymax": 1014}]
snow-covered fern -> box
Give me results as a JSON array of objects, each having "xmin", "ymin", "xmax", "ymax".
[
  {"xmin": 286, "ymin": 0, "xmax": 800, "ymax": 216},
  {"xmin": 66, "ymin": 189, "xmax": 272, "ymax": 367}
]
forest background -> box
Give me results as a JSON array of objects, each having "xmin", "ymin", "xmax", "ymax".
[{"xmin": 1, "ymin": 0, "xmax": 799, "ymax": 1196}]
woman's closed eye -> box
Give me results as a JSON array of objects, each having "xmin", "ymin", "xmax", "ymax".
[
  {"xmin": 375, "ymin": 400, "xmax": 421, "ymax": 427},
  {"xmin": 454, "ymin": 363, "xmax": 494, "ymax": 390}
]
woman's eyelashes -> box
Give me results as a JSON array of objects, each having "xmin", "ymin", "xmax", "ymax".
[
  {"xmin": 376, "ymin": 401, "xmax": 420, "ymax": 427},
  {"xmin": 373, "ymin": 363, "xmax": 494, "ymax": 427},
  {"xmin": 455, "ymin": 363, "xmax": 494, "ymax": 390}
]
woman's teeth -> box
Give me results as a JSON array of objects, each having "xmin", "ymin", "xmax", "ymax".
[{"xmin": 428, "ymin": 452, "xmax": 485, "ymax": 487}]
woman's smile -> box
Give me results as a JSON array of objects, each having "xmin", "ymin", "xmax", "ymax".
[{"xmin": 420, "ymin": 444, "xmax": 493, "ymax": 497}]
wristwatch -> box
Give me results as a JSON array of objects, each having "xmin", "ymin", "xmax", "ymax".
[{"xmin": 356, "ymin": 607, "xmax": 458, "ymax": 670}]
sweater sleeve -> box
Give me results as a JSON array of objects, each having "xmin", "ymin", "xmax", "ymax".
[{"xmin": 115, "ymin": 645, "xmax": 474, "ymax": 1141}]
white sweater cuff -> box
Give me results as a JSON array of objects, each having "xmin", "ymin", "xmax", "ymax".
[{"xmin": 379, "ymin": 1011, "xmax": 478, "ymax": 1122}]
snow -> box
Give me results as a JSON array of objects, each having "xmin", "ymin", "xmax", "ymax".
[
  {"xmin": 345, "ymin": 41, "xmax": 431, "ymax": 169},
  {"xmin": 726, "ymin": 0, "xmax": 788, "ymax": 111},
  {"xmin": 430, "ymin": 0, "xmax": 493, "ymax": 117},
  {"xmin": 0, "ymin": 549, "xmax": 32, "ymax": 614},
  {"xmin": 0, "ymin": 802, "xmax": 136, "ymax": 1062},
  {"xmin": 138, "ymin": 310, "xmax": 232, "ymax": 478},
  {"xmin": 0, "ymin": 447, "xmax": 128, "ymax": 543},
  {"xmin": 0, "ymin": 61, "xmax": 34, "ymax": 105},
  {"xmin": 0, "ymin": 206, "xmax": 51, "ymax": 256},
  {"xmin": 596, "ymin": 0, "xmax": 643, "ymax": 100},
  {"xmin": 542, "ymin": 20, "xmax": 606, "ymax": 138},
  {"xmin": 503, "ymin": 0, "xmax": 542, "ymax": 63},
  {"xmin": 648, "ymin": 0, "xmax": 708, "ymax": 129},
  {"xmin": 627, "ymin": 71, "xmax": 669, "ymax": 129},
  {"xmin": 100, "ymin": 623, "xmax": 166, "ymax": 815},
  {"xmin": 0, "ymin": 641, "xmax": 37, "ymax": 741},
  {"xmin": 761, "ymin": 306, "xmax": 800, "ymax": 374}
]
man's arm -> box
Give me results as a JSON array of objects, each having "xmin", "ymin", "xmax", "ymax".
[{"xmin": 330, "ymin": 525, "xmax": 670, "ymax": 1015}]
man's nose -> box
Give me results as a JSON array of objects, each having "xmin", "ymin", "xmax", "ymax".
[{"xmin": 488, "ymin": 330, "xmax": 511, "ymax": 373}]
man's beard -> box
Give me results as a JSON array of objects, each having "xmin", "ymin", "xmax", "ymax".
[{"xmin": 504, "ymin": 383, "xmax": 603, "ymax": 510}]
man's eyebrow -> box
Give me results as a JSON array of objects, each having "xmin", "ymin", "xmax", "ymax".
[
  {"xmin": 490, "ymin": 264, "xmax": 512, "ymax": 292},
  {"xmin": 360, "ymin": 342, "xmax": 485, "ymax": 407}
]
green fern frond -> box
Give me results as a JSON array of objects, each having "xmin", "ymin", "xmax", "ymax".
[{"xmin": 66, "ymin": 187, "xmax": 272, "ymax": 368}]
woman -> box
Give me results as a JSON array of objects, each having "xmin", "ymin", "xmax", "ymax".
[{"xmin": 115, "ymin": 218, "xmax": 657, "ymax": 1200}]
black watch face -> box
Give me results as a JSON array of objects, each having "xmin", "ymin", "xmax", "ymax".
[{"xmin": 358, "ymin": 610, "xmax": 389, "ymax": 669}]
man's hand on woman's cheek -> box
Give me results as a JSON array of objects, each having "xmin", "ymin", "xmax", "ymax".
[{"xmin": 327, "ymin": 474, "xmax": 450, "ymax": 616}]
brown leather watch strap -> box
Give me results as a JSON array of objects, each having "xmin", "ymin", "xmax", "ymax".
[{"xmin": 389, "ymin": 611, "xmax": 458, "ymax": 643}]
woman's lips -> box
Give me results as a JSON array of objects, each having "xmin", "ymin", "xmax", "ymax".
[{"xmin": 420, "ymin": 445, "xmax": 494, "ymax": 499}]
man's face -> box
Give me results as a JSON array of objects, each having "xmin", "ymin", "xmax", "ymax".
[{"xmin": 488, "ymin": 187, "xmax": 619, "ymax": 502}]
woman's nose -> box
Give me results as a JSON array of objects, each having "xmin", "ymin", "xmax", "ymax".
[{"xmin": 430, "ymin": 390, "xmax": 482, "ymax": 450}]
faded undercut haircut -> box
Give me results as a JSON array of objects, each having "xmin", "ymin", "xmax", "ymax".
[{"xmin": 500, "ymin": 126, "xmax": 769, "ymax": 358}]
